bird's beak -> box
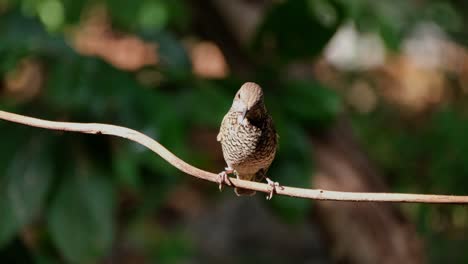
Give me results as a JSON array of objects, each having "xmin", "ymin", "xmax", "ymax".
[
  {"xmin": 237, "ymin": 106, "xmax": 248, "ymax": 125},
  {"xmin": 241, "ymin": 107, "xmax": 247, "ymax": 122}
]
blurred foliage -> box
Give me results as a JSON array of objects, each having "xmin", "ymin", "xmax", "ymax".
[
  {"xmin": 253, "ymin": 0, "xmax": 344, "ymax": 62},
  {"xmin": 0, "ymin": 0, "xmax": 467, "ymax": 263}
]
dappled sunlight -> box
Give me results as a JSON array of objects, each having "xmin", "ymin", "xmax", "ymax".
[
  {"xmin": 4, "ymin": 58, "xmax": 44, "ymax": 102},
  {"xmin": 0, "ymin": 0, "xmax": 467, "ymax": 263},
  {"xmin": 189, "ymin": 41, "xmax": 229, "ymax": 79},
  {"xmin": 72, "ymin": 5, "xmax": 158, "ymax": 71}
]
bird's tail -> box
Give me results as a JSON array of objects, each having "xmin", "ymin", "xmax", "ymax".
[
  {"xmin": 234, "ymin": 187, "xmax": 256, "ymax": 196},
  {"xmin": 234, "ymin": 170, "xmax": 267, "ymax": 196}
]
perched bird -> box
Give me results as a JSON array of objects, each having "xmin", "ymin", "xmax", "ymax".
[{"xmin": 217, "ymin": 82, "xmax": 279, "ymax": 199}]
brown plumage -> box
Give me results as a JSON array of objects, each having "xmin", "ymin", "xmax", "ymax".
[{"xmin": 217, "ymin": 82, "xmax": 278, "ymax": 197}]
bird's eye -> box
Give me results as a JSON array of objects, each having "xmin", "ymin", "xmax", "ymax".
[{"xmin": 237, "ymin": 94, "xmax": 240, "ymax": 98}]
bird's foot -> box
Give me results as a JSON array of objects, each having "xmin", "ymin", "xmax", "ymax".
[
  {"xmin": 265, "ymin": 177, "xmax": 282, "ymax": 200},
  {"xmin": 217, "ymin": 171, "xmax": 228, "ymax": 191},
  {"xmin": 217, "ymin": 167, "xmax": 235, "ymax": 191}
]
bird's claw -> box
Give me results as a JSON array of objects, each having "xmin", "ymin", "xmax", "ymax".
[
  {"xmin": 217, "ymin": 171, "xmax": 228, "ymax": 191},
  {"xmin": 217, "ymin": 167, "xmax": 235, "ymax": 191},
  {"xmin": 266, "ymin": 177, "xmax": 282, "ymax": 200}
]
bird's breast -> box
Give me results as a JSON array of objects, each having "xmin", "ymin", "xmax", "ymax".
[{"xmin": 219, "ymin": 112, "xmax": 276, "ymax": 170}]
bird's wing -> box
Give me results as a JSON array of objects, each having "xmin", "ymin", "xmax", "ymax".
[
  {"xmin": 253, "ymin": 168, "xmax": 267, "ymax": 182},
  {"xmin": 216, "ymin": 114, "xmax": 228, "ymax": 142}
]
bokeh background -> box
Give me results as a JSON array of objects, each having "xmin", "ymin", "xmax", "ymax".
[{"xmin": 0, "ymin": 0, "xmax": 467, "ymax": 263}]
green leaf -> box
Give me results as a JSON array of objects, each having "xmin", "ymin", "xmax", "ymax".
[
  {"xmin": 125, "ymin": 217, "xmax": 194, "ymax": 263},
  {"xmin": 422, "ymin": 2, "xmax": 462, "ymax": 33},
  {"xmin": 268, "ymin": 122, "xmax": 313, "ymax": 223},
  {"xmin": 0, "ymin": 132, "xmax": 53, "ymax": 247},
  {"xmin": 45, "ymin": 55, "xmax": 90, "ymax": 111},
  {"xmin": 61, "ymin": 0, "xmax": 88, "ymax": 25},
  {"xmin": 6, "ymin": 138, "xmax": 53, "ymax": 225},
  {"xmin": 0, "ymin": 194, "xmax": 18, "ymax": 247},
  {"xmin": 253, "ymin": 0, "xmax": 343, "ymax": 62},
  {"xmin": 112, "ymin": 142, "xmax": 141, "ymax": 189},
  {"xmin": 0, "ymin": 10, "xmax": 73, "ymax": 57},
  {"xmin": 181, "ymin": 82, "xmax": 231, "ymax": 127},
  {"xmin": 106, "ymin": 0, "xmax": 143, "ymax": 29},
  {"xmin": 142, "ymin": 31, "xmax": 191, "ymax": 76},
  {"xmin": 269, "ymin": 157, "xmax": 313, "ymax": 223},
  {"xmin": 138, "ymin": 1, "xmax": 169, "ymax": 30},
  {"xmin": 48, "ymin": 172, "xmax": 115, "ymax": 263},
  {"xmin": 281, "ymin": 80, "xmax": 341, "ymax": 127},
  {"xmin": 37, "ymin": 0, "xmax": 65, "ymax": 32},
  {"xmin": 0, "ymin": 134, "xmax": 20, "ymax": 247}
]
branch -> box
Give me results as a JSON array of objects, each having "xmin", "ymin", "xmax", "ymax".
[{"xmin": 1, "ymin": 110, "xmax": 467, "ymax": 204}]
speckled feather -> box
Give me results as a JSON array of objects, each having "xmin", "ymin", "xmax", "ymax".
[{"xmin": 217, "ymin": 82, "xmax": 277, "ymax": 196}]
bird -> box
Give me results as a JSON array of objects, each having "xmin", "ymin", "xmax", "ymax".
[{"xmin": 217, "ymin": 82, "xmax": 279, "ymax": 199}]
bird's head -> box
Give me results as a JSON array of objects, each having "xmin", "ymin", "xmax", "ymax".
[{"xmin": 231, "ymin": 82, "xmax": 266, "ymax": 124}]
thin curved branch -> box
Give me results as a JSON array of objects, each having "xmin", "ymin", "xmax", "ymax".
[{"xmin": 1, "ymin": 110, "xmax": 467, "ymax": 204}]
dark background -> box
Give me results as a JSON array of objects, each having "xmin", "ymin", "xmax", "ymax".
[{"xmin": 0, "ymin": 0, "xmax": 467, "ymax": 263}]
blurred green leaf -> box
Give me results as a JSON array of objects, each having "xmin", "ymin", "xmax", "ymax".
[
  {"xmin": 270, "ymin": 157, "xmax": 313, "ymax": 223},
  {"xmin": 425, "ymin": 110, "xmax": 468, "ymax": 195},
  {"xmin": 48, "ymin": 171, "xmax": 115, "ymax": 263},
  {"xmin": 138, "ymin": 0, "xmax": 169, "ymax": 30},
  {"xmin": 106, "ymin": 0, "xmax": 142, "ymax": 29},
  {"xmin": 269, "ymin": 119, "xmax": 313, "ymax": 222},
  {"xmin": 0, "ymin": 130, "xmax": 52, "ymax": 247},
  {"xmin": 0, "ymin": 192, "xmax": 18, "ymax": 247},
  {"xmin": 61, "ymin": 0, "xmax": 88, "ymax": 24},
  {"xmin": 180, "ymin": 81, "xmax": 231, "ymax": 127},
  {"xmin": 125, "ymin": 217, "xmax": 194, "ymax": 263},
  {"xmin": 155, "ymin": 231, "xmax": 194, "ymax": 263},
  {"xmin": 5, "ymin": 136, "xmax": 53, "ymax": 226},
  {"xmin": 45, "ymin": 55, "xmax": 90, "ymax": 111},
  {"xmin": 0, "ymin": 126, "xmax": 22, "ymax": 247},
  {"xmin": 46, "ymin": 56, "xmax": 144, "ymax": 117},
  {"xmin": 281, "ymin": 80, "xmax": 341, "ymax": 127},
  {"xmin": 37, "ymin": 0, "xmax": 65, "ymax": 31},
  {"xmin": 254, "ymin": 0, "xmax": 343, "ymax": 62},
  {"xmin": 423, "ymin": 2, "xmax": 462, "ymax": 33},
  {"xmin": 143, "ymin": 32, "xmax": 191, "ymax": 76},
  {"xmin": 0, "ymin": 10, "xmax": 73, "ymax": 58},
  {"xmin": 340, "ymin": 1, "xmax": 412, "ymax": 50},
  {"xmin": 112, "ymin": 141, "xmax": 141, "ymax": 189}
]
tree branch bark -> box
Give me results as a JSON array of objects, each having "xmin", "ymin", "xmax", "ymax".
[{"xmin": 1, "ymin": 110, "xmax": 467, "ymax": 204}]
